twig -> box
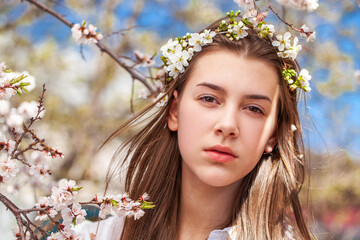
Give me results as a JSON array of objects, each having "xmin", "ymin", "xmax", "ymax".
[
  {"xmin": 11, "ymin": 84, "xmax": 46, "ymax": 158},
  {"xmin": 268, "ymin": 4, "xmax": 300, "ymax": 32},
  {"xmin": 104, "ymin": 25, "xmax": 139, "ymax": 37},
  {"xmin": 22, "ymin": 0, "xmax": 72, "ymax": 27},
  {"xmin": 0, "ymin": 193, "xmax": 25, "ymax": 239},
  {"xmin": 23, "ymin": 0, "xmax": 156, "ymax": 94},
  {"xmin": 1, "ymin": 193, "xmax": 50, "ymax": 239}
]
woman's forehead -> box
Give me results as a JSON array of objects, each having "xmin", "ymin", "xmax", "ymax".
[{"xmin": 185, "ymin": 50, "xmax": 280, "ymax": 98}]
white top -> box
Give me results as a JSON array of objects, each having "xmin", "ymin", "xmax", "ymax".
[
  {"xmin": 74, "ymin": 215, "xmax": 235, "ymax": 240},
  {"xmin": 75, "ymin": 216, "xmax": 295, "ymax": 240}
]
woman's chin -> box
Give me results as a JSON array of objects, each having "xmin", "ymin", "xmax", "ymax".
[{"xmin": 197, "ymin": 170, "xmax": 243, "ymax": 188}]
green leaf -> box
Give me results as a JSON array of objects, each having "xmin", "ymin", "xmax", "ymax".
[
  {"xmin": 71, "ymin": 186, "xmax": 83, "ymax": 191},
  {"xmin": 141, "ymin": 201, "xmax": 155, "ymax": 209},
  {"xmin": 10, "ymin": 74, "xmax": 28, "ymax": 85},
  {"xmin": 110, "ymin": 199, "xmax": 119, "ymax": 207},
  {"xmin": 242, "ymin": 19, "xmax": 250, "ymax": 26},
  {"xmin": 20, "ymin": 82, "xmax": 30, "ymax": 87},
  {"xmin": 21, "ymin": 87, "xmax": 29, "ymax": 94}
]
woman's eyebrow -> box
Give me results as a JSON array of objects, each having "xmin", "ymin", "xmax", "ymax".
[
  {"xmin": 244, "ymin": 94, "xmax": 272, "ymax": 103},
  {"xmin": 196, "ymin": 82, "xmax": 226, "ymax": 93},
  {"xmin": 196, "ymin": 82, "xmax": 271, "ymax": 102}
]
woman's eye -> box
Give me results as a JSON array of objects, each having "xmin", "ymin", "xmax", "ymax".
[
  {"xmin": 247, "ymin": 106, "xmax": 264, "ymax": 115},
  {"xmin": 199, "ymin": 95, "xmax": 218, "ymax": 104}
]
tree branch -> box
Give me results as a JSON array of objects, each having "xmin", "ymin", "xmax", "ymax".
[
  {"xmin": 23, "ymin": 0, "xmax": 155, "ymax": 94},
  {"xmin": 268, "ymin": 5, "xmax": 300, "ymax": 32}
]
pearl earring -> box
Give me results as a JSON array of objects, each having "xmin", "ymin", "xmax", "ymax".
[{"xmin": 265, "ymin": 146, "xmax": 273, "ymax": 153}]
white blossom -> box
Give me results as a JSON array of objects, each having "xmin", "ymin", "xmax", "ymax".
[
  {"xmin": 160, "ymin": 38, "xmax": 179, "ymax": 57},
  {"xmin": 99, "ymin": 201, "xmax": 113, "ymax": 219},
  {"xmin": 71, "ymin": 23, "xmax": 83, "ymax": 41},
  {"xmin": 234, "ymin": 0, "xmax": 255, "ymax": 10},
  {"xmin": 272, "ymin": 32, "xmax": 292, "ymax": 52},
  {"xmin": 0, "ymin": 62, "xmax": 7, "ymax": 77},
  {"xmin": 18, "ymin": 101, "xmax": 41, "ymax": 120},
  {"xmin": 0, "ymin": 133, "xmax": 15, "ymax": 153},
  {"xmin": 275, "ymin": 0, "xmax": 319, "ymax": 12},
  {"xmin": 301, "ymin": 0, "xmax": 319, "ymax": 12},
  {"xmin": 35, "ymin": 196, "xmax": 58, "ymax": 221},
  {"xmin": 283, "ymin": 37, "xmax": 302, "ymax": 60},
  {"xmin": 141, "ymin": 192, "xmax": 149, "ymax": 201},
  {"xmin": 300, "ymin": 25, "xmax": 316, "ymax": 42},
  {"xmin": 188, "ymin": 33, "xmax": 204, "ymax": 52},
  {"xmin": 259, "ymin": 24, "xmax": 275, "ymax": 37},
  {"xmin": 154, "ymin": 93, "xmax": 168, "ymax": 108},
  {"xmin": 133, "ymin": 209, "xmax": 145, "ymax": 220},
  {"xmin": 0, "ymin": 153, "xmax": 19, "ymax": 180},
  {"xmin": 71, "ymin": 22, "xmax": 103, "ymax": 45},
  {"xmin": 291, "ymin": 124, "xmax": 297, "ymax": 132},
  {"xmin": 12, "ymin": 226, "xmax": 30, "ymax": 240},
  {"xmin": 72, "ymin": 202, "xmax": 87, "ymax": 225},
  {"xmin": 50, "ymin": 179, "xmax": 79, "ymax": 211},
  {"xmin": 47, "ymin": 225, "xmax": 83, "ymax": 240},
  {"xmin": 21, "ymin": 71, "xmax": 36, "ymax": 92},
  {"xmin": 243, "ymin": 9, "xmax": 258, "ymax": 26},
  {"xmin": 61, "ymin": 207, "xmax": 74, "ymax": 226},
  {"xmin": 229, "ymin": 22, "xmax": 249, "ymax": 40},
  {"xmin": 0, "ymin": 75, "xmax": 16, "ymax": 100},
  {"xmin": 5, "ymin": 108, "xmax": 24, "ymax": 130},
  {"xmin": 0, "ymin": 71, "xmax": 36, "ymax": 100},
  {"xmin": 0, "ymin": 100, "xmax": 10, "ymax": 115},
  {"xmin": 134, "ymin": 50, "xmax": 155, "ymax": 67},
  {"xmin": 29, "ymin": 164, "xmax": 50, "ymax": 177},
  {"xmin": 298, "ymin": 69, "xmax": 312, "ymax": 91},
  {"xmin": 200, "ymin": 30, "xmax": 216, "ymax": 44}
]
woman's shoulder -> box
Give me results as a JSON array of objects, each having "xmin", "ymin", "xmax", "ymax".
[{"xmin": 74, "ymin": 215, "xmax": 125, "ymax": 240}]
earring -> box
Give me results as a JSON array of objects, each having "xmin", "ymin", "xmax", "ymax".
[{"xmin": 265, "ymin": 145, "xmax": 273, "ymax": 153}]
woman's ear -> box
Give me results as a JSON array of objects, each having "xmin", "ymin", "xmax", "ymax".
[
  {"xmin": 264, "ymin": 126, "xmax": 278, "ymax": 153},
  {"xmin": 167, "ymin": 90, "xmax": 179, "ymax": 131}
]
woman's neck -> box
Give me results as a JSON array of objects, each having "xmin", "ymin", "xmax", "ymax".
[{"xmin": 177, "ymin": 164, "xmax": 241, "ymax": 240}]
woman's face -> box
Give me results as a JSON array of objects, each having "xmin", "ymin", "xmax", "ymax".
[{"xmin": 168, "ymin": 49, "xmax": 280, "ymax": 188}]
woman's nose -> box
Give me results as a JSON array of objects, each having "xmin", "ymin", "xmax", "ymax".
[{"xmin": 215, "ymin": 106, "xmax": 239, "ymax": 138}]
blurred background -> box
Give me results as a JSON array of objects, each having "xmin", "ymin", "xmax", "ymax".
[{"xmin": 0, "ymin": 0, "xmax": 359, "ymax": 239}]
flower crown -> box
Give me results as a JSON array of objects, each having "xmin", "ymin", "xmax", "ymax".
[{"xmin": 160, "ymin": 10, "xmax": 311, "ymax": 92}]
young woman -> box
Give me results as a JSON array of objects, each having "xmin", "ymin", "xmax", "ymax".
[{"xmin": 78, "ymin": 11, "xmax": 313, "ymax": 240}]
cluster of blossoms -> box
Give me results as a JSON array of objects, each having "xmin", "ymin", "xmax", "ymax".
[
  {"xmin": 0, "ymin": 63, "xmax": 48, "ymax": 183},
  {"xmin": 33, "ymin": 179, "xmax": 86, "ymax": 240},
  {"xmin": 160, "ymin": 29, "xmax": 215, "ymax": 80},
  {"xmin": 0, "ymin": 62, "xmax": 35, "ymax": 101},
  {"xmin": 160, "ymin": 9, "xmax": 313, "ymax": 92},
  {"xmin": 96, "ymin": 192, "xmax": 154, "ymax": 220},
  {"xmin": 0, "ymin": 64, "xmax": 63, "ymax": 184},
  {"xmin": 0, "ymin": 133, "xmax": 18, "ymax": 181},
  {"xmin": 275, "ymin": 0, "xmax": 319, "ymax": 12},
  {"xmin": 235, "ymin": 0, "xmax": 319, "ymax": 12},
  {"xmin": 299, "ymin": 24, "xmax": 316, "ymax": 42},
  {"xmin": 71, "ymin": 21, "xmax": 103, "ymax": 45},
  {"xmin": 31, "ymin": 179, "xmax": 153, "ymax": 239}
]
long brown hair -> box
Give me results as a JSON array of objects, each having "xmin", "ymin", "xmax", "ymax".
[{"xmin": 105, "ymin": 18, "xmax": 312, "ymax": 240}]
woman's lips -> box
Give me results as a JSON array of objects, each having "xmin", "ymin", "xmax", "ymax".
[{"xmin": 204, "ymin": 150, "xmax": 236, "ymax": 163}]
